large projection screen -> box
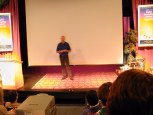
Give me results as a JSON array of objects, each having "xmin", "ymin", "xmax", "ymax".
[{"xmin": 25, "ymin": 0, "xmax": 123, "ymax": 66}]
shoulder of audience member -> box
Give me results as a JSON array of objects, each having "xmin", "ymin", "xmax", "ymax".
[{"xmin": 0, "ymin": 105, "xmax": 15, "ymax": 115}]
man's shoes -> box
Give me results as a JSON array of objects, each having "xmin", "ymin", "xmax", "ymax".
[
  {"xmin": 61, "ymin": 76, "xmax": 67, "ymax": 80},
  {"xmin": 70, "ymin": 77, "xmax": 74, "ymax": 80},
  {"xmin": 62, "ymin": 76, "xmax": 73, "ymax": 80}
]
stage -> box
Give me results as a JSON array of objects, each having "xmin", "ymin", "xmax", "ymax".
[
  {"xmin": 22, "ymin": 65, "xmax": 119, "ymax": 91},
  {"xmin": 32, "ymin": 72, "xmax": 117, "ymax": 90},
  {"xmin": 3, "ymin": 65, "xmax": 120, "ymax": 104}
]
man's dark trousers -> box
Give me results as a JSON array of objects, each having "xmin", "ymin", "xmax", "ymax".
[{"xmin": 59, "ymin": 55, "xmax": 72, "ymax": 78}]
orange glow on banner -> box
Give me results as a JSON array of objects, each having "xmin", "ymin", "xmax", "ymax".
[{"xmin": 0, "ymin": 13, "xmax": 13, "ymax": 51}]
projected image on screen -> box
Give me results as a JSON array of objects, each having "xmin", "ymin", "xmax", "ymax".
[{"xmin": 25, "ymin": 0, "xmax": 123, "ymax": 66}]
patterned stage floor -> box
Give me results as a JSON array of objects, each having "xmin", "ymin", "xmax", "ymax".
[{"xmin": 32, "ymin": 72, "xmax": 117, "ymax": 90}]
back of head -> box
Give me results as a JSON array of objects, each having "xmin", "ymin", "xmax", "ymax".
[
  {"xmin": 6, "ymin": 90, "xmax": 18, "ymax": 103},
  {"xmin": 107, "ymin": 69, "xmax": 153, "ymax": 115},
  {"xmin": 86, "ymin": 90, "xmax": 99, "ymax": 106},
  {"xmin": 97, "ymin": 82, "xmax": 112, "ymax": 106}
]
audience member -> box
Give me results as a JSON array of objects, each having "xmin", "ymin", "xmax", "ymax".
[
  {"xmin": 83, "ymin": 90, "xmax": 101, "ymax": 115},
  {"xmin": 107, "ymin": 69, "xmax": 153, "ymax": 115},
  {"xmin": 5, "ymin": 90, "xmax": 20, "ymax": 110},
  {"xmin": 97, "ymin": 82, "xmax": 112, "ymax": 115},
  {"xmin": 0, "ymin": 87, "xmax": 15, "ymax": 115}
]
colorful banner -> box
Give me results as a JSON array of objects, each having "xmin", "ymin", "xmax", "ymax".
[
  {"xmin": 138, "ymin": 5, "xmax": 153, "ymax": 47},
  {"xmin": 0, "ymin": 13, "xmax": 13, "ymax": 51}
]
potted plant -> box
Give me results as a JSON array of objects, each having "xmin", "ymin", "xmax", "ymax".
[{"xmin": 123, "ymin": 29, "xmax": 137, "ymax": 64}]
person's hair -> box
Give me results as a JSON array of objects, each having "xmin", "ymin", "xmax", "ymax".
[
  {"xmin": 107, "ymin": 69, "xmax": 153, "ymax": 115},
  {"xmin": 0, "ymin": 87, "xmax": 4, "ymax": 105},
  {"xmin": 6, "ymin": 90, "xmax": 18, "ymax": 103},
  {"xmin": 86, "ymin": 90, "xmax": 99, "ymax": 106},
  {"xmin": 61, "ymin": 35, "xmax": 65, "ymax": 38},
  {"xmin": 97, "ymin": 82, "xmax": 112, "ymax": 106}
]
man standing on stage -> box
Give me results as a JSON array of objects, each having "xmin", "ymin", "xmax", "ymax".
[{"xmin": 56, "ymin": 36, "xmax": 73, "ymax": 80}]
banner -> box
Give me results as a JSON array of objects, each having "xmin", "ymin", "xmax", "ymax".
[
  {"xmin": 0, "ymin": 13, "xmax": 13, "ymax": 51},
  {"xmin": 138, "ymin": 5, "xmax": 153, "ymax": 47}
]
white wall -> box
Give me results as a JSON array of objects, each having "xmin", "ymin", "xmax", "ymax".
[{"xmin": 25, "ymin": 0, "xmax": 123, "ymax": 66}]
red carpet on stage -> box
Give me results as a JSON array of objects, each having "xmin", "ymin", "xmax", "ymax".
[{"xmin": 32, "ymin": 72, "xmax": 117, "ymax": 90}]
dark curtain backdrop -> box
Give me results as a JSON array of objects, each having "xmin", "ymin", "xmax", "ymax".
[
  {"xmin": 132, "ymin": 0, "xmax": 153, "ymax": 69},
  {"xmin": 123, "ymin": 17, "xmax": 130, "ymax": 38},
  {"xmin": 0, "ymin": 0, "xmax": 21, "ymax": 61}
]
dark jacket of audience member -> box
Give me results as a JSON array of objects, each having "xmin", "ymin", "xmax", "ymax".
[
  {"xmin": 107, "ymin": 69, "xmax": 153, "ymax": 115},
  {"xmin": 5, "ymin": 90, "xmax": 20, "ymax": 111},
  {"xmin": 83, "ymin": 90, "xmax": 102, "ymax": 115},
  {"xmin": 0, "ymin": 88, "xmax": 15, "ymax": 115},
  {"xmin": 97, "ymin": 82, "xmax": 112, "ymax": 115}
]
